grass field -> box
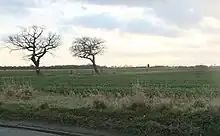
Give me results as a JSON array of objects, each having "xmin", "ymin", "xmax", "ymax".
[
  {"xmin": 1, "ymin": 67, "xmax": 220, "ymax": 135},
  {"xmin": 1, "ymin": 67, "xmax": 220, "ymax": 96}
]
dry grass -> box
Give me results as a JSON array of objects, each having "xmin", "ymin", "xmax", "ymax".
[
  {"xmin": 1, "ymin": 79, "xmax": 38, "ymax": 101},
  {"xmin": 0, "ymin": 79, "xmax": 219, "ymax": 113}
]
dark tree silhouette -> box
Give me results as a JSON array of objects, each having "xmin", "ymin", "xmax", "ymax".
[
  {"xmin": 6, "ymin": 25, "xmax": 61, "ymax": 75},
  {"xmin": 70, "ymin": 36, "xmax": 105, "ymax": 74}
]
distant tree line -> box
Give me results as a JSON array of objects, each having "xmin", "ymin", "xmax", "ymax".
[
  {"xmin": 0, "ymin": 64, "xmax": 217, "ymax": 71},
  {"xmin": 0, "ymin": 65, "xmax": 107, "ymax": 70}
]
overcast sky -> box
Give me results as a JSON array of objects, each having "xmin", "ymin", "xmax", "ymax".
[{"xmin": 0, "ymin": 0, "xmax": 220, "ymax": 66}]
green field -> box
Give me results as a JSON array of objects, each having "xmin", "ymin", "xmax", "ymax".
[
  {"xmin": 2, "ymin": 68, "xmax": 220, "ymax": 135},
  {"xmin": 1, "ymin": 68, "xmax": 220, "ymax": 96}
]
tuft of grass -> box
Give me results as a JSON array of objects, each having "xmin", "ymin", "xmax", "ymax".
[
  {"xmin": 125, "ymin": 83, "xmax": 148, "ymax": 111},
  {"xmin": 38, "ymin": 102, "xmax": 50, "ymax": 110},
  {"xmin": 131, "ymin": 80, "xmax": 145, "ymax": 93},
  {"xmin": 192, "ymin": 99, "xmax": 207, "ymax": 108},
  {"xmin": 83, "ymin": 82, "xmax": 150, "ymax": 111},
  {"xmin": 126, "ymin": 102, "xmax": 148, "ymax": 111},
  {"xmin": 93, "ymin": 100, "xmax": 107, "ymax": 109},
  {"xmin": 2, "ymin": 78, "xmax": 37, "ymax": 101},
  {"xmin": 88, "ymin": 92, "xmax": 108, "ymax": 109}
]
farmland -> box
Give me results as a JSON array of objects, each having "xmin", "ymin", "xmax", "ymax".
[
  {"xmin": 1, "ymin": 67, "xmax": 220, "ymax": 96},
  {"xmin": 2, "ymin": 67, "xmax": 220, "ymax": 136}
]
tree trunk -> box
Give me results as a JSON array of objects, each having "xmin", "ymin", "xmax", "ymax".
[
  {"xmin": 91, "ymin": 56, "xmax": 99, "ymax": 74},
  {"xmin": 35, "ymin": 64, "xmax": 40, "ymax": 76},
  {"xmin": 93, "ymin": 62, "xmax": 99, "ymax": 74},
  {"xmin": 31, "ymin": 56, "xmax": 41, "ymax": 76}
]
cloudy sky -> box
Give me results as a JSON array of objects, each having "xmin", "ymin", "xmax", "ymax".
[{"xmin": 0, "ymin": 0, "xmax": 220, "ymax": 66}]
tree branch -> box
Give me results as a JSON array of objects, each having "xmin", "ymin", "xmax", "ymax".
[{"xmin": 5, "ymin": 25, "xmax": 61, "ymax": 75}]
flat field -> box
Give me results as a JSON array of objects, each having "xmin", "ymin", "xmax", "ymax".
[
  {"xmin": 1, "ymin": 67, "xmax": 220, "ymax": 136},
  {"xmin": 0, "ymin": 67, "xmax": 220, "ymax": 96}
]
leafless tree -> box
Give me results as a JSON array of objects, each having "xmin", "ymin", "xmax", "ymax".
[
  {"xmin": 5, "ymin": 25, "xmax": 61, "ymax": 75},
  {"xmin": 70, "ymin": 36, "xmax": 105, "ymax": 74}
]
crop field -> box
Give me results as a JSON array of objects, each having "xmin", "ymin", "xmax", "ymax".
[
  {"xmin": 1, "ymin": 67, "xmax": 220, "ymax": 96},
  {"xmin": 2, "ymin": 67, "xmax": 220, "ymax": 136}
]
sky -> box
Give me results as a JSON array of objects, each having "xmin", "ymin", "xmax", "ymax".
[{"xmin": 0, "ymin": 0, "xmax": 220, "ymax": 67}]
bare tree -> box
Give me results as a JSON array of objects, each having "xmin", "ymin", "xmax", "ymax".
[
  {"xmin": 6, "ymin": 25, "xmax": 61, "ymax": 75},
  {"xmin": 70, "ymin": 36, "xmax": 105, "ymax": 74}
]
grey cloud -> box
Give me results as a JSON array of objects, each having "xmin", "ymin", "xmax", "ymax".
[
  {"xmin": 78, "ymin": 0, "xmax": 220, "ymax": 29},
  {"xmin": 122, "ymin": 19, "xmax": 180, "ymax": 37},
  {"xmin": 147, "ymin": 0, "xmax": 202, "ymax": 29},
  {"xmin": 195, "ymin": 0, "xmax": 220, "ymax": 19},
  {"xmin": 65, "ymin": 13, "xmax": 181, "ymax": 37},
  {"xmin": 83, "ymin": 0, "xmax": 159, "ymax": 7},
  {"xmin": 0, "ymin": 0, "xmax": 35, "ymax": 7},
  {"xmin": 199, "ymin": 26, "xmax": 220, "ymax": 34},
  {"xmin": 0, "ymin": 0, "xmax": 38, "ymax": 16},
  {"xmin": 71, "ymin": 13, "xmax": 121, "ymax": 29}
]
